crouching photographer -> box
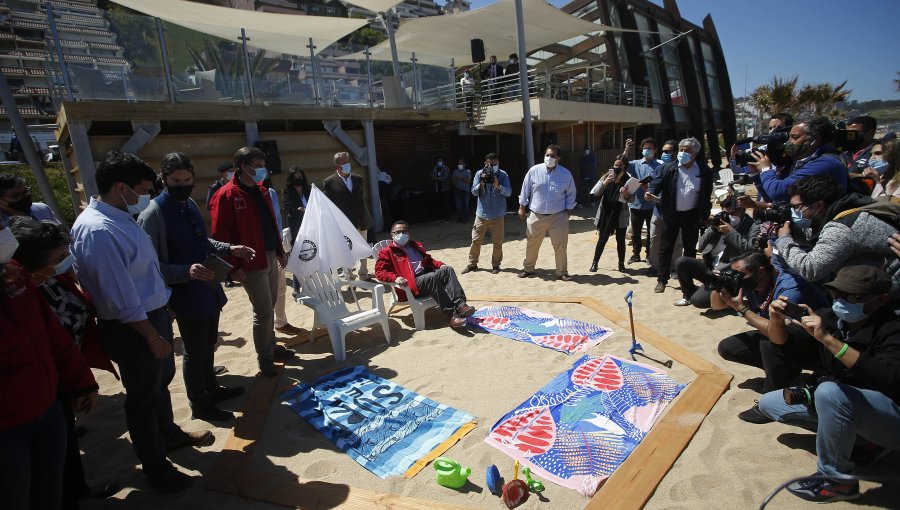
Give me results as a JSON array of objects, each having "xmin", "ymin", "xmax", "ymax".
[
  {"xmin": 713, "ymin": 251, "xmax": 829, "ymax": 395},
  {"xmin": 753, "ymin": 266, "xmax": 900, "ymax": 503},
  {"xmin": 673, "ymin": 196, "xmax": 759, "ymax": 307}
]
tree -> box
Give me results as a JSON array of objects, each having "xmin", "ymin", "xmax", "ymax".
[
  {"xmin": 749, "ymin": 75, "xmax": 852, "ymax": 122},
  {"xmin": 796, "ymin": 81, "xmax": 850, "ymax": 119}
]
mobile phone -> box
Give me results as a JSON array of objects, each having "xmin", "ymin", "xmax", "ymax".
[
  {"xmin": 607, "ymin": 168, "xmax": 615, "ymax": 178},
  {"xmin": 638, "ymin": 175, "xmax": 653, "ymax": 184},
  {"xmin": 783, "ymin": 301, "xmax": 808, "ymax": 321}
]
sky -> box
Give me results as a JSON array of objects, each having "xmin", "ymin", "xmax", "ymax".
[{"xmin": 466, "ymin": 0, "xmax": 899, "ymax": 102}]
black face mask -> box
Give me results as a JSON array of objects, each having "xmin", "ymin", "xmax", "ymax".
[
  {"xmin": 7, "ymin": 193, "xmax": 32, "ymax": 213},
  {"xmin": 166, "ymin": 185, "xmax": 194, "ymax": 202}
]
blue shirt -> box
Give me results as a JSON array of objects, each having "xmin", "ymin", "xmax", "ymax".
[
  {"xmin": 753, "ymin": 148, "xmax": 848, "ymax": 203},
  {"xmin": 518, "ymin": 163, "xmax": 576, "ymax": 214},
  {"xmin": 1, "ymin": 202, "xmax": 59, "ymax": 228},
  {"xmin": 627, "ymin": 158, "xmax": 661, "ymax": 210},
  {"xmin": 747, "ymin": 262, "xmax": 829, "ymax": 319},
  {"xmin": 71, "ymin": 197, "xmax": 170, "ymax": 323},
  {"xmin": 268, "ymin": 188, "xmax": 283, "ymax": 232},
  {"xmin": 472, "ymin": 168, "xmax": 512, "ymax": 220}
]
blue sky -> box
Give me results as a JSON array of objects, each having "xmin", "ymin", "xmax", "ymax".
[{"xmin": 467, "ymin": 0, "xmax": 899, "ymax": 102}]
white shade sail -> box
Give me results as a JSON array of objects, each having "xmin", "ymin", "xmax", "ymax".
[
  {"xmin": 346, "ymin": 0, "xmax": 638, "ymax": 66},
  {"xmin": 111, "ymin": 0, "xmax": 368, "ymax": 56},
  {"xmin": 340, "ymin": 0, "xmax": 404, "ymax": 14}
]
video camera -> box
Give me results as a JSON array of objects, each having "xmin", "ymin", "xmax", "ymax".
[
  {"xmin": 833, "ymin": 122, "xmax": 864, "ymax": 154},
  {"xmin": 711, "ymin": 210, "xmax": 731, "ymax": 227},
  {"xmin": 734, "ymin": 125, "xmax": 792, "ymax": 168},
  {"xmin": 480, "ymin": 165, "xmax": 496, "ymax": 185},
  {"xmin": 703, "ymin": 267, "xmax": 745, "ymax": 296}
]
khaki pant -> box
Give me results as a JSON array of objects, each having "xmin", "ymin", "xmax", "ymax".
[
  {"xmin": 468, "ymin": 216, "xmax": 505, "ymax": 267},
  {"xmin": 243, "ymin": 251, "xmax": 280, "ymax": 368},
  {"xmin": 523, "ymin": 211, "xmax": 568, "ymax": 275},
  {"xmin": 273, "ymin": 267, "xmax": 288, "ymax": 328}
]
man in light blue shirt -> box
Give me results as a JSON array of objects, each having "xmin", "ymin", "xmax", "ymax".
[
  {"xmin": 70, "ymin": 151, "xmax": 208, "ymax": 493},
  {"xmin": 463, "ymin": 152, "xmax": 511, "ymax": 274},
  {"xmin": 517, "ymin": 144, "xmax": 577, "ymax": 280},
  {"xmin": 626, "ymin": 137, "xmax": 662, "ymax": 264}
]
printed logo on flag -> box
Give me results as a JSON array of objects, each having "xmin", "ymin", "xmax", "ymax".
[
  {"xmin": 297, "ymin": 240, "xmax": 317, "ymax": 261},
  {"xmin": 344, "ymin": 235, "xmax": 352, "ymax": 250}
]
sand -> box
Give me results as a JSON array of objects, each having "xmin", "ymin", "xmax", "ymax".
[{"xmin": 79, "ymin": 212, "xmax": 899, "ymax": 510}]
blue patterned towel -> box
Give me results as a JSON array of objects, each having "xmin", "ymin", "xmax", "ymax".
[{"xmin": 467, "ymin": 305, "xmax": 614, "ymax": 354}]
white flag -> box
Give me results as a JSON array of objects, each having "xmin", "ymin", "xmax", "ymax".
[{"xmin": 286, "ymin": 186, "xmax": 372, "ymax": 277}]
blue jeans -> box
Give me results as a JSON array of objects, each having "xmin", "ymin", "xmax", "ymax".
[
  {"xmin": 758, "ymin": 381, "xmax": 900, "ymax": 476},
  {"xmin": 454, "ymin": 189, "xmax": 470, "ymax": 222},
  {"xmin": 0, "ymin": 400, "xmax": 67, "ymax": 510}
]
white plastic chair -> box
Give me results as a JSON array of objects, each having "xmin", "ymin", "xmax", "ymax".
[
  {"xmin": 371, "ymin": 239, "xmax": 439, "ymax": 330},
  {"xmin": 295, "ymin": 270, "xmax": 391, "ymax": 362}
]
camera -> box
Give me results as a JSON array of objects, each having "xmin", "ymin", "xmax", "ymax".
[
  {"xmin": 711, "ymin": 211, "xmax": 731, "ymax": 226},
  {"xmin": 783, "ymin": 383, "xmax": 817, "ymax": 406},
  {"xmin": 734, "ymin": 149, "xmax": 763, "ymax": 168},
  {"xmin": 833, "ymin": 123, "xmax": 864, "ymax": 154},
  {"xmin": 703, "ymin": 267, "xmax": 745, "ymax": 296},
  {"xmin": 760, "ymin": 202, "xmax": 792, "ymax": 224},
  {"xmin": 735, "ymin": 126, "xmax": 792, "ymax": 167},
  {"xmin": 480, "ymin": 165, "xmax": 495, "ymax": 185}
]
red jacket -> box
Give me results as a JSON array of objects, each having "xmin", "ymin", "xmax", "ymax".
[
  {"xmin": 374, "ymin": 241, "xmax": 443, "ymax": 301},
  {"xmin": 209, "ymin": 176, "xmax": 283, "ymax": 272},
  {"xmin": 0, "ymin": 264, "xmax": 98, "ymax": 431}
]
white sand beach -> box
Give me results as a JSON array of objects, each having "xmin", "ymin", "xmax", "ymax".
[{"xmin": 79, "ymin": 212, "xmax": 899, "ymax": 510}]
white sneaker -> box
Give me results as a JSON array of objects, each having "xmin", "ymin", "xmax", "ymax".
[{"xmin": 673, "ymin": 298, "xmax": 690, "ymax": 306}]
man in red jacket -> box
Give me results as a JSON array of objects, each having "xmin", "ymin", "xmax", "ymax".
[
  {"xmin": 375, "ymin": 220, "xmax": 475, "ymax": 328},
  {"xmin": 209, "ymin": 147, "xmax": 293, "ymax": 377}
]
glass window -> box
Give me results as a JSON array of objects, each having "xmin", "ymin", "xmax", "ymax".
[
  {"xmin": 606, "ymin": 3, "xmax": 629, "ymax": 83},
  {"xmin": 701, "ymin": 42, "xmax": 722, "ymax": 110},
  {"xmin": 634, "ymin": 14, "xmax": 664, "ymax": 104},
  {"xmin": 687, "ymin": 38, "xmax": 707, "ymax": 109},
  {"xmin": 657, "ymin": 24, "xmax": 686, "ymax": 106}
]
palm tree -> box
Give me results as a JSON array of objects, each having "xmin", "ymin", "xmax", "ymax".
[
  {"xmin": 796, "ymin": 81, "xmax": 850, "ymax": 119},
  {"xmin": 750, "ymin": 75, "xmax": 799, "ymax": 117}
]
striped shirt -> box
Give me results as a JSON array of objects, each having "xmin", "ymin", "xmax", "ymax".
[{"xmin": 518, "ymin": 163, "xmax": 576, "ymax": 214}]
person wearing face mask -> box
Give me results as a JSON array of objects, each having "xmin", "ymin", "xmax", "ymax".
[
  {"xmin": 673, "ymin": 196, "xmax": 761, "ymax": 307},
  {"xmin": 463, "ymin": 153, "xmax": 512, "ymax": 275},
  {"xmin": 752, "ymin": 266, "xmax": 900, "ymax": 503},
  {"xmin": 283, "ymin": 167, "xmax": 311, "ymax": 294},
  {"xmin": 775, "ymin": 174, "xmax": 895, "ymax": 286},
  {"xmin": 375, "ymin": 221, "xmax": 475, "ymax": 329},
  {"xmin": 9, "ymin": 217, "xmax": 119, "ymax": 506},
  {"xmin": 748, "ymin": 117, "xmax": 848, "ymax": 203},
  {"xmin": 71, "ymin": 151, "xmax": 209, "ymax": 493},
  {"xmin": 625, "ymin": 137, "xmax": 662, "ymax": 264},
  {"xmin": 646, "ymin": 139, "xmax": 683, "ymax": 277},
  {"xmin": 431, "ymin": 157, "xmax": 452, "ymax": 219},
  {"xmin": 518, "ymin": 144, "xmax": 577, "ymax": 280},
  {"xmin": 589, "ymin": 156, "xmax": 636, "ymax": 273},
  {"xmin": 323, "ymin": 152, "xmax": 373, "ymax": 279},
  {"xmin": 451, "ymin": 158, "xmax": 472, "ymax": 223},
  {"xmin": 864, "ymin": 139, "xmax": 900, "ymax": 200},
  {"xmin": 0, "ymin": 173, "xmax": 60, "ymax": 227},
  {"xmin": 711, "ymin": 250, "xmax": 828, "ymax": 400},
  {"xmin": 206, "ymin": 162, "xmax": 233, "ymax": 211},
  {"xmin": 0, "ymin": 222, "xmax": 101, "ymax": 510},
  {"xmin": 137, "ymin": 153, "xmax": 256, "ymax": 422},
  {"xmin": 644, "ymin": 137, "xmax": 714, "ymax": 293},
  {"xmin": 844, "ymin": 116, "xmax": 879, "ymax": 195},
  {"xmin": 459, "ymin": 70, "xmax": 475, "ymax": 120},
  {"xmin": 503, "ymin": 53, "xmax": 519, "ymax": 99}
]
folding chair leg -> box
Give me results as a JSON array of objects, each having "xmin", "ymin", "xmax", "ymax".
[
  {"xmin": 327, "ymin": 324, "xmax": 346, "ymax": 363},
  {"xmin": 412, "ymin": 304, "xmax": 427, "ymax": 331},
  {"xmin": 380, "ymin": 317, "xmax": 392, "ymax": 345}
]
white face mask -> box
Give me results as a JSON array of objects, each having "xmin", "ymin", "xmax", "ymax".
[
  {"xmin": 458, "ymin": 164, "xmax": 464, "ymax": 170},
  {"xmin": 436, "ymin": 161, "xmax": 443, "ymax": 168},
  {"xmin": 121, "ymin": 185, "xmax": 151, "ymax": 215},
  {"xmin": 729, "ymin": 214, "xmax": 742, "ymax": 226},
  {"xmin": 0, "ymin": 227, "xmax": 19, "ymax": 264},
  {"xmin": 544, "ymin": 156, "xmax": 557, "ymax": 168},
  {"xmin": 339, "ymin": 162, "xmax": 351, "ymax": 175},
  {"xmin": 492, "ymin": 164, "xmax": 499, "ymax": 171},
  {"xmin": 584, "ymin": 150, "xmax": 590, "ymax": 155},
  {"xmin": 392, "ymin": 232, "xmax": 409, "ymax": 246}
]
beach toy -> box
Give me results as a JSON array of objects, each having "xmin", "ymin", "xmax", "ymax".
[
  {"xmin": 501, "ymin": 461, "xmax": 529, "ymax": 508},
  {"xmin": 433, "ymin": 457, "xmax": 471, "ymax": 489},
  {"xmin": 522, "ymin": 467, "xmax": 545, "ymax": 493},
  {"xmin": 486, "ymin": 464, "xmax": 504, "ymax": 496}
]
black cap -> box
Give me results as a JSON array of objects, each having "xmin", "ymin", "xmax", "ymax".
[{"xmin": 824, "ymin": 265, "xmax": 891, "ymax": 295}]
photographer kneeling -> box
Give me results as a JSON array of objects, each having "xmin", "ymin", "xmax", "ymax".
[
  {"xmin": 713, "ymin": 251, "xmax": 828, "ymax": 394},
  {"xmin": 673, "ymin": 196, "xmax": 759, "ymax": 307},
  {"xmin": 754, "ymin": 266, "xmax": 899, "ymax": 503}
]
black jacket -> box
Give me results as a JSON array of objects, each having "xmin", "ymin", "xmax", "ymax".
[
  {"xmin": 322, "ymin": 173, "xmax": 367, "ymax": 230},
  {"xmin": 481, "ymin": 63, "xmax": 504, "ymax": 80},
  {"xmin": 648, "ymin": 161, "xmax": 714, "ymax": 219},
  {"xmin": 699, "ymin": 214, "xmax": 760, "ymax": 268}
]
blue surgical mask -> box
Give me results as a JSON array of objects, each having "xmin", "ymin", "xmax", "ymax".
[
  {"xmin": 225, "ymin": 171, "xmax": 234, "ymax": 181},
  {"xmin": 661, "ymin": 152, "xmax": 673, "ymax": 163},
  {"xmin": 53, "ymin": 254, "xmax": 75, "ymax": 276},
  {"xmin": 392, "ymin": 232, "xmax": 409, "ymax": 246},
  {"xmin": 832, "ymin": 298, "xmax": 867, "ymax": 323},
  {"xmin": 642, "ymin": 148, "xmax": 654, "ymax": 159},
  {"xmin": 340, "ymin": 162, "xmax": 351, "ymax": 174},
  {"xmin": 122, "ymin": 186, "xmax": 151, "ymax": 215},
  {"xmin": 254, "ymin": 167, "xmax": 268, "ymax": 183},
  {"xmin": 870, "ymin": 159, "xmax": 889, "ymax": 175},
  {"xmin": 791, "ymin": 207, "xmax": 812, "ymax": 230},
  {"xmin": 677, "ymin": 151, "xmax": 692, "ymax": 166}
]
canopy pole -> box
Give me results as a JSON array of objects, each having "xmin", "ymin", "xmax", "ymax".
[
  {"xmin": 382, "ymin": 11, "xmax": 402, "ymax": 86},
  {"xmin": 410, "ymin": 52, "xmax": 419, "ymax": 109},
  {"xmin": 307, "ymin": 38, "xmax": 321, "ymax": 106},
  {"xmin": 240, "ymin": 28, "xmax": 255, "ymax": 105},
  {"xmin": 514, "ymin": 0, "xmax": 534, "ymax": 168},
  {"xmin": 155, "ymin": 18, "xmax": 176, "ymax": 104},
  {"xmin": 364, "ymin": 46, "xmax": 373, "ymax": 108}
]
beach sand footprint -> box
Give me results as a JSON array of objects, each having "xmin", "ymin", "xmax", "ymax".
[{"xmin": 303, "ymin": 459, "xmax": 340, "ymax": 479}]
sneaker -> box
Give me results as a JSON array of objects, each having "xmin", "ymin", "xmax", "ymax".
[
  {"xmin": 273, "ymin": 345, "xmax": 295, "ymax": 360},
  {"xmin": 737, "ymin": 403, "xmax": 773, "ymax": 424},
  {"xmin": 627, "ymin": 254, "xmax": 641, "ymax": 264},
  {"xmin": 654, "ymin": 281, "xmax": 666, "ymax": 293},
  {"xmin": 491, "ymin": 266, "xmax": 500, "ymax": 274},
  {"xmin": 786, "ymin": 474, "xmax": 860, "ymax": 503},
  {"xmin": 146, "ymin": 469, "xmax": 193, "ymax": 494},
  {"xmin": 275, "ymin": 323, "xmax": 302, "ymax": 335},
  {"xmin": 674, "ymin": 298, "xmax": 690, "ymax": 306},
  {"xmin": 456, "ymin": 304, "xmax": 476, "ymax": 318},
  {"xmin": 461, "ymin": 264, "xmax": 478, "ymax": 274},
  {"xmin": 165, "ymin": 429, "xmax": 213, "ymax": 452}
]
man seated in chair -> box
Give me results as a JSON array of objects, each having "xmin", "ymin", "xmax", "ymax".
[{"xmin": 375, "ymin": 220, "xmax": 476, "ymax": 328}]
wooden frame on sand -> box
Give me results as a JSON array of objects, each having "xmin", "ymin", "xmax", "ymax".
[{"xmin": 206, "ymin": 295, "xmax": 732, "ymax": 509}]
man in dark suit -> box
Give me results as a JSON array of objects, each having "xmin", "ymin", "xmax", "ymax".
[
  {"xmin": 480, "ymin": 55, "xmax": 503, "ymax": 102},
  {"xmin": 644, "ymin": 137, "xmax": 714, "ymax": 293},
  {"xmin": 323, "ymin": 151, "xmax": 370, "ymax": 278}
]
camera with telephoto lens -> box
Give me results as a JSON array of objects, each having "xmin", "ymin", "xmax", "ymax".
[
  {"xmin": 783, "ymin": 383, "xmax": 818, "ymax": 406},
  {"xmin": 760, "ymin": 202, "xmax": 792, "ymax": 224},
  {"xmin": 703, "ymin": 267, "xmax": 745, "ymax": 296},
  {"xmin": 735, "ymin": 125, "xmax": 792, "ymax": 167}
]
